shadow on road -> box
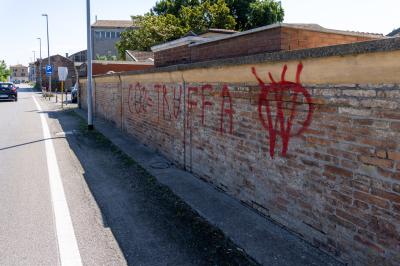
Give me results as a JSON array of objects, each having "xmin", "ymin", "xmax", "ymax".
[
  {"xmin": 46, "ymin": 108, "xmax": 258, "ymax": 266},
  {"xmin": 0, "ymin": 137, "xmax": 65, "ymax": 151}
]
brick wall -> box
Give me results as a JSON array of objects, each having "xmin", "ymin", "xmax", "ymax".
[
  {"xmin": 81, "ymin": 43, "xmax": 400, "ymax": 265},
  {"xmin": 93, "ymin": 62, "xmax": 153, "ymax": 75},
  {"xmin": 155, "ymin": 26, "xmax": 381, "ymax": 67},
  {"xmin": 154, "ymin": 45, "xmax": 191, "ymax": 67}
]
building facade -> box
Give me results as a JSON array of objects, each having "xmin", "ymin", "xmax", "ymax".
[
  {"xmin": 68, "ymin": 50, "xmax": 87, "ymax": 63},
  {"xmin": 35, "ymin": 55, "xmax": 77, "ymax": 90},
  {"xmin": 91, "ymin": 20, "xmax": 137, "ymax": 60},
  {"xmin": 10, "ymin": 64, "xmax": 29, "ymax": 83}
]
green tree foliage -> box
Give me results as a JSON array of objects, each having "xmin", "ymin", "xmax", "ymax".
[
  {"xmin": 152, "ymin": 0, "xmax": 284, "ymax": 30},
  {"xmin": 246, "ymin": 0, "xmax": 284, "ymax": 29},
  {"xmin": 180, "ymin": 0, "xmax": 236, "ymax": 33},
  {"xmin": 116, "ymin": 14, "xmax": 187, "ymax": 59},
  {"xmin": 0, "ymin": 60, "xmax": 11, "ymax": 82},
  {"xmin": 152, "ymin": 0, "xmax": 201, "ymax": 16}
]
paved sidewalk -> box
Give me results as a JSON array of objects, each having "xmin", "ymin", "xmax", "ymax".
[{"xmin": 73, "ymin": 108, "xmax": 343, "ymax": 266}]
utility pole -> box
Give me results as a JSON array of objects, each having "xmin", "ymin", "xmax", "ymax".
[
  {"xmin": 37, "ymin": 38, "xmax": 42, "ymax": 91},
  {"xmin": 42, "ymin": 14, "xmax": 51, "ymax": 97},
  {"xmin": 86, "ymin": 0, "xmax": 94, "ymax": 130}
]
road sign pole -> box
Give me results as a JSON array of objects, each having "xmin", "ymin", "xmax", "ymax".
[
  {"xmin": 61, "ymin": 81, "xmax": 64, "ymax": 109},
  {"xmin": 86, "ymin": 0, "xmax": 94, "ymax": 130}
]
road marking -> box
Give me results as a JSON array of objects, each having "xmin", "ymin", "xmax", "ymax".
[{"xmin": 32, "ymin": 96, "xmax": 83, "ymax": 266}]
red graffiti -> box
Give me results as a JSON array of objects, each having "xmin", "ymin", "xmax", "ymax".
[
  {"xmin": 186, "ymin": 87, "xmax": 198, "ymax": 128},
  {"xmin": 128, "ymin": 83, "xmax": 153, "ymax": 114},
  {"xmin": 220, "ymin": 85, "xmax": 234, "ymax": 135},
  {"xmin": 252, "ymin": 63, "xmax": 314, "ymax": 158},
  {"xmin": 161, "ymin": 85, "xmax": 172, "ymax": 120},
  {"xmin": 173, "ymin": 86, "xmax": 182, "ymax": 119},
  {"xmin": 201, "ymin": 85, "xmax": 213, "ymax": 126}
]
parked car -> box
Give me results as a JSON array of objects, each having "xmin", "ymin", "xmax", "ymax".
[
  {"xmin": 71, "ymin": 86, "xmax": 78, "ymax": 103},
  {"xmin": 0, "ymin": 82, "xmax": 18, "ymax": 101}
]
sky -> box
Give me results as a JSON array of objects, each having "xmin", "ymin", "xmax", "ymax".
[{"xmin": 0, "ymin": 0, "xmax": 398, "ymax": 66}]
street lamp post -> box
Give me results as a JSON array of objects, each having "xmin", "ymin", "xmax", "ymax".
[
  {"xmin": 42, "ymin": 14, "xmax": 51, "ymax": 98},
  {"xmin": 37, "ymin": 38, "xmax": 42, "ymax": 91},
  {"xmin": 86, "ymin": 0, "xmax": 94, "ymax": 130},
  {"xmin": 32, "ymin": 51, "xmax": 36, "ymax": 83}
]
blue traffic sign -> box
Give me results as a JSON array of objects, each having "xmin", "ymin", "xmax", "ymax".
[{"xmin": 45, "ymin": 65, "xmax": 53, "ymax": 76}]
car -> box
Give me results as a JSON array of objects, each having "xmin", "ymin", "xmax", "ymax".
[
  {"xmin": 71, "ymin": 86, "xmax": 78, "ymax": 103},
  {"xmin": 0, "ymin": 82, "xmax": 18, "ymax": 101}
]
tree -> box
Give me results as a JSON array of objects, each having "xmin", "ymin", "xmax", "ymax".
[
  {"xmin": 0, "ymin": 60, "xmax": 11, "ymax": 82},
  {"xmin": 246, "ymin": 0, "xmax": 284, "ymax": 29},
  {"xmin": 116, "ymin": 14, "xmax": 187, "ymax": 59},
  {"xmin": 180, "ymin": 0, "xmax": 236, "ymax": 33},
  {"xmin": 152, "ymin": 0, "xmax": 201, "ymax": 16},
  {"xmin": 151, "ymin": 0, "xmax": 284, "ymax": 30}
]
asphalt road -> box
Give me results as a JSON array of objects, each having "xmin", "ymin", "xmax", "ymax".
[{"xmin": 0, "ymin": 86, "xmax": 127, "ymax": 266}]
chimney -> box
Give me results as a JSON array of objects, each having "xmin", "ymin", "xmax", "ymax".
[
  {"xmin": 66, "ymin": 53, "xmax": 69, "ymax": 58},
  {"xmin": 95, "ymin": 15, "xmax": 98, "ymax": 22}
]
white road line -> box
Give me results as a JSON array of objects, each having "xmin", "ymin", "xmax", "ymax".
[{"xmin": 32, "ymin": 96, "xmax": 83, "ymax": 266}]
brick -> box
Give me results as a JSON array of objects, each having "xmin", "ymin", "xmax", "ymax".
[
  {"xmin": 388, "ymin": 151, "xmax": 400, "ymax": 161},
  {"xmin": 336, "ymin": 209, "xmax": 367, "ymax": 228},
  {"xmin": 360, "ymin": 156, "xmax": 393, "ymax": 169},
  {"xmin": 353, "ymin": 191, "xmax": 390, "ymax": 209},
  {"xmin": 342, "ymin": 89, "xmax": 376, "ymax": 97},
  {"xmin": 331, "ymin": 190, "xmax": 353, "ymax": 205},
  {"xmin": 328, "ymin": 214, "xmax": 356, "ymax": 231},
  {"xmin": 354, "ymin": 235, "xmax": 385, "ymax": 254},
  {"xmin": 324, "ymin": 165, "xmax": 353, "ymax": 178},
  {"xmin": 371, "ymin": 188, "xmax": 400, "ymax": 204},
  {"xmin": 376, "ymin": 150, "xmax": 387, "ymax": 159}
]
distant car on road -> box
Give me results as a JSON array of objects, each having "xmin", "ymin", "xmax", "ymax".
[
  {"xmin": 71, "ymin": 86, "xmax": 78, "ymax": 103},
  {"xmin": 0, "ymin": 82, "xmax": 18, "ymax": 101}
]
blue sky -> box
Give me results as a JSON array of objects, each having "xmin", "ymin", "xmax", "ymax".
[{"xmin": 1, "ymin": 0, "xmax": 398, "ymax": 66}]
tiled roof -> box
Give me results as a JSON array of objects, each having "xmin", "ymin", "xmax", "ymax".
[
  {"xmin": 387, "ymin": 28, "xmax": 400, "ymax": 37},
  {"xmin": 206, "ymin": 28, "xmax": 237, "ymax": 34},
  {"xmin": 287, "ymin": 23, "xmax": 384, "ymax": 38},
  {"xmin": 92, "ymin": 20, "xmax": 135, "ymax": 28},
  {"xmin": 126, "ymin": 50, "xmax": 154, "ymax": 62}
]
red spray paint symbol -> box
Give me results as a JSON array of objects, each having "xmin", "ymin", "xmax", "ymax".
[{"xmin": 252, "ymin": 63, "xmax": 314, "ymax": 158}]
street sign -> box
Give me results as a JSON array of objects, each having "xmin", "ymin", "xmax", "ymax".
[
  {"xmin": 45, "ymin": 65, "xmax": 52, "ymax": 76},
  {"xmin": 58, "ymin": 67, "xmax": 68, "ymax": 81}
]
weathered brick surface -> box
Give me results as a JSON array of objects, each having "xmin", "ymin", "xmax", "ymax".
[
  {"xmin": 80, "ymin": 58, "xmax": 400, "ymax": 265},
  {"xmin": 155, "ymin": 27, "xmax": 380, "ymax": 67}
]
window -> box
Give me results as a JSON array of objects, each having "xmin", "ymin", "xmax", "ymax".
[
  {"xmin": 111, "ymin": 32, "xmax": 115, "ymax": 38},
  {"xmin": 106, "ymin": 32, "xmax": 111, "ymax": 39},
  {"xmin": 116, "ymin": 32, "xmax": 121, "ymax": 38},
  {"xmin": 95, "ymin": 31, "xmax": 101, "ymax": 39}
]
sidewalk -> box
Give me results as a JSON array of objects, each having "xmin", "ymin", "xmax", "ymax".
[{"xmin": 70, "ymin": 105, "xmax": 343, "ymax": 266}]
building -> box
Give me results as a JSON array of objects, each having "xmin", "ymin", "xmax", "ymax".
[
  {"xmin": 91, "ymin": 19, "xmax": 137, "ymax": 60},
  {"xmin": 68, "ymin": 50, "xmax": 87, "ymax": 63},
  {"xmin": 35, "ymin": 55, "xmax": 77, "ymax": 90},
  {"xmin": 125, "ymin": 50, "xmax": 154, "ymax": 62},
  {"xmin": 152, "ymin": 23, "xmax": 384, "ymax": 67},
  {"xmin": 78, "ymin": 60, "xmax": 153, "ymax": 77},
  {"xmin": 10, "ymin": 64, "xmax": 29, "ymax": 83}
]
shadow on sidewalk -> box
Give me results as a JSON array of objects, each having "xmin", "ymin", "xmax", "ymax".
[{"xmin": 46, "ymin": 108, "xmax": 259, "ymax": 266}]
